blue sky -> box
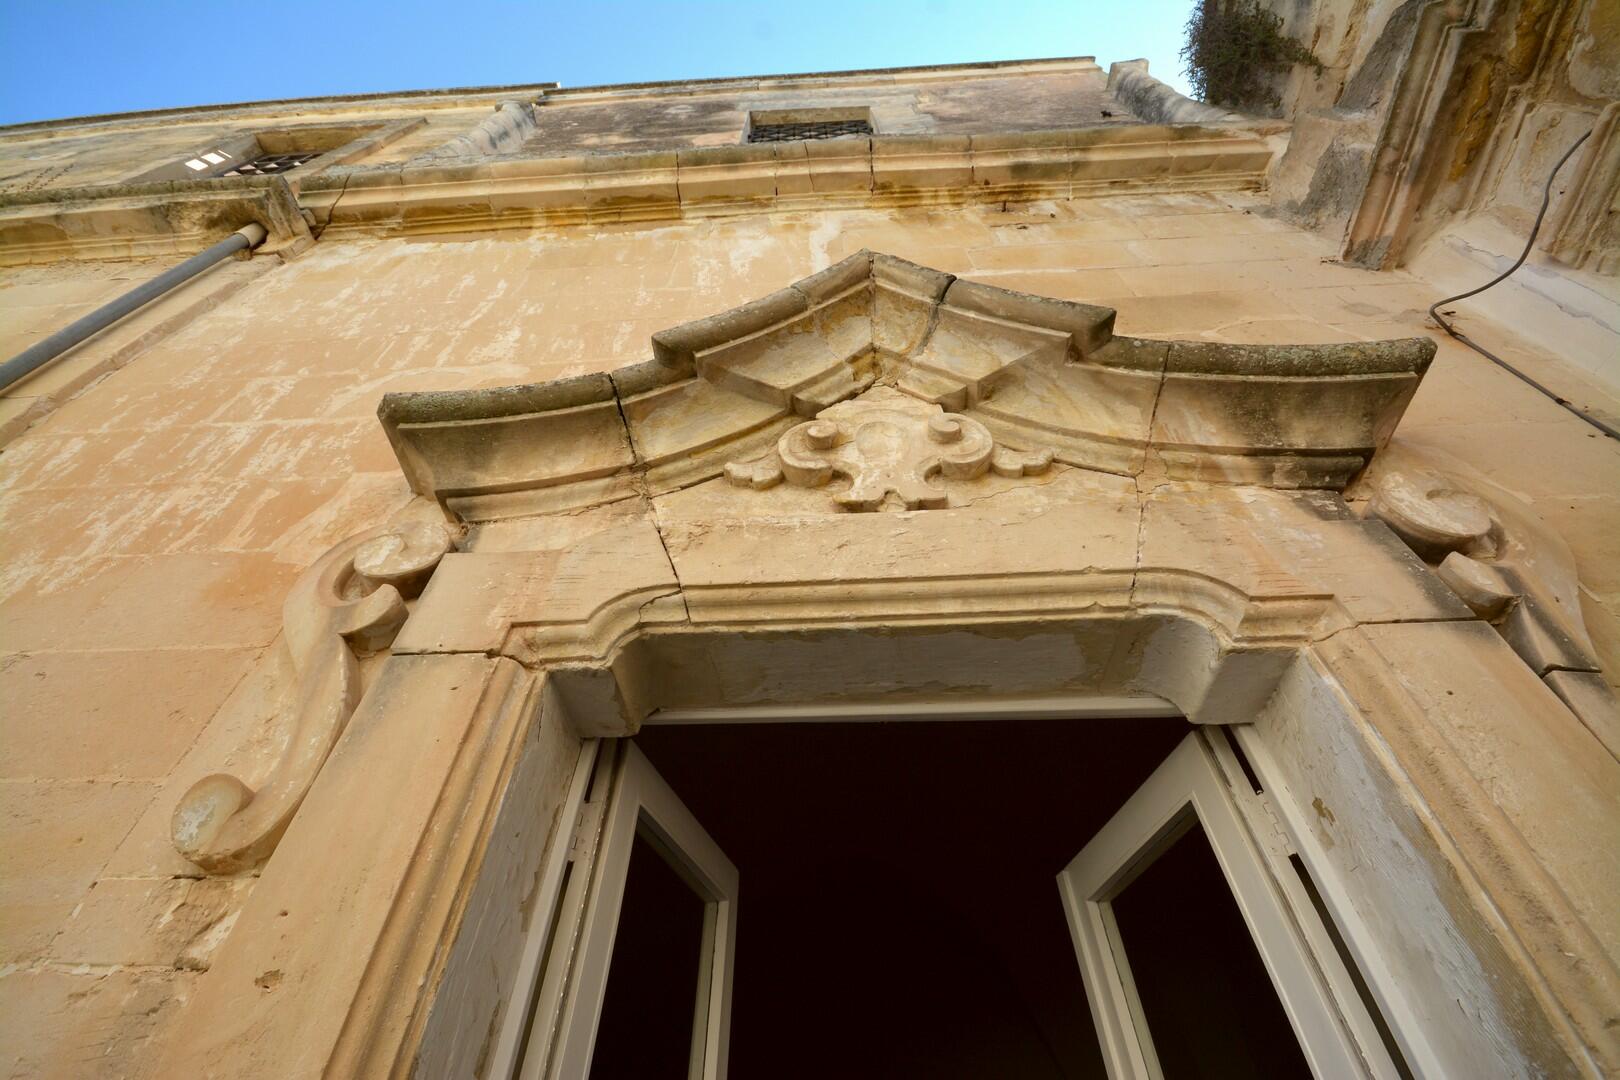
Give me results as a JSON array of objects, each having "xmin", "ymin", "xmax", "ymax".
[{"xmin": 0, "ymin": 1, "xmax": 1196, "ymax": 126}]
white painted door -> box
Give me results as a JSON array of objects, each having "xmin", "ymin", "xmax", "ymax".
[
  {"xmin": 1057, "ymin": 732, "xmax": 1391, "ymax": 1080},
  {"xmin": 523, "ymin": 741, "xmax": 739, "ymax": 1080}
]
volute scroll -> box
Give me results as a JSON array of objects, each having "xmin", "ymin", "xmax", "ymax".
[
  {"xmin": 1364, "ymin": 466, "xmax": 1619, "ymax": 753},
  {"xmin": 171, "ymin": 520, "xmax": 454, "ymax": 873}
]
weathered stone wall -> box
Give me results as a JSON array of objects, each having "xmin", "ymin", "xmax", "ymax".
[
  {"xmin": 1262, "ymin": 0, "xmax": 1423, "ymax": 231},
  {"xmin": 1254, "ymin": 0, "xmax": 1620, "ymax": 390},
  {"xmin": 1263, "ymin": 0, "xmax": 1617, "ymax": 248},
  {"xmin": 3, "ymin": 187, "xmax": 1617, "ymax": 1075},
  {"xmin": 0, "ymin": 59, "xmax": 1136, "ymax": 197},
  {"xmin": 3, "ymin": 48, "xmax": 1619, "ymax": 1071},
  {"xmin": 526, "ymin": 60, "xmax": 1139, "ymax": 152},
  {"xmin": 0, "ymin": 103, "xmax": 525, "ymax": 194}
]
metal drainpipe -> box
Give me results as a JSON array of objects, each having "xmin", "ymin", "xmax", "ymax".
[{"xmin": 0, "ymin": 222, "xmax": 269, "ymax": 394}]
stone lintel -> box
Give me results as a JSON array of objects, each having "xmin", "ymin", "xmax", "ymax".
[{"xmin": 392, "ymin": 519, "xmax": 681, "ymax": 659}]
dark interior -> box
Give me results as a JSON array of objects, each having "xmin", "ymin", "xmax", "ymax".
[
  {"xmin": 587, "ymin": 716, "xmax": 1312, "ymax": 1079},
  {"xmin": 589, "ymin": 829, "xmax": 710, "ymax": 1079},
  {"xmin": 1111, "ymin": 821, "xmax": 1313, "ymax": 1079}
]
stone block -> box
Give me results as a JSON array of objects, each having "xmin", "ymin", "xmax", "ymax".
[
  {"xmin": 1355, "ymin": 621, "xmax": 1620, "ymax": 964},
  {"xmin": 1125, "ymin": 232, "xmax": 1329, "ymax": 267},
  {"xmin": 1149, "ymin": 338, "xmax": 1431, "ymax": 485},
  {"xmin": 0, "ymin": 780, "xmax": 157, "ymax": 961},
  {"xmin": 48, "ymin": 876, "xmax": 249, "ymax": 968},
  {"xmin": 871, "ymin": 135, "xmax": 974, "ymax": 192},
  {"xmin": 661, "ymin": 467, "xmax": 1141, "ymax": 622},
  {"xmin": 1138, "ymin": 484, "xmax": 1470, "ymax": 625},
  {"xmin": 0, "ymin": 553, "xmax": 296, "ymax": 653},
  {"xmin": 968, "ymin": 129, "xmax": 1081, "ymax": 189},
  {"xmin": 1544, "ymin": 670, "xmax": 1620, "ymax": 760},
  {"xmin": 620, "ymin": 377, "xmax": 788, "ymax": 477},
  {"xmin": 378, "ymin": 373, "xmax": 634, "ymax": 507},
  {"xmin": 770, "ymin": 142, "xmax": 815, "ymax": 197},
  {"xmin": 394, "ymin": 519, "xmax": 678, "ymax": 657},
  {"xmin": 652, "ymin": 285, "xmax": 808, "ymax": 370},
  {"xmin": 801, "ymin": 136, "xmax": 873, "ymax": 194},
  {"xmin": 0, "ymin": 967, "xmax": 186, "ymax": 1079},
  {"xmin": 970, "ymin": 338, "xmax": 1164, "ymax": 476},
  {"xmin": 583, "ymin": 151, "xmax": 679, "ymax": 213},
  {"xmin": 675, "ymin": 145, "xmax": 779, "ymax": 204},
  {"xmin": 1132, "ymin": 211, "xmax": 1290, "ymax": 239},
  {"xmin": 965, "ymin": 241, "xmax": 1129, "ymax": 272},
  {"xmin": 1394, "ymin": 419, "xmax": 1620, "ymax": 501},
  {"xmin": 0, "ymin": 648, "xmax": 259, "ymax": 780}
]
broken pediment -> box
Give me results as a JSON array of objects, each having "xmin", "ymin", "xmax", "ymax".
[{"xmin": 377, "ymin": 250, "xmax": 1434, "ymax": 521}]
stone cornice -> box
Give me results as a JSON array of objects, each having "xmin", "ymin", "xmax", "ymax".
[
  {"xmin": 0, "ymin": 85, "xmax": 558, "ymax": 139},
  {"xmin": 0, "ymin": 57, "xmax": 1099, "ymax": 138},
  {"xmin": 305, "ymin": 123, "xmax": 1279, "ymax": 237},
  {"xmin": 533, "ymin": 56, "xmax": 1104, "ymax": 106},
  {"xmin": 0, "ymin": 122, "xmax": 1280, "ymax": 263},
  {"xmin": 0, "ymin": 175, "xmax": 317, "ymax": 265},
  {"xmin": 379, "ymin": 250, "xmax": 1432, "ymax": 521}
]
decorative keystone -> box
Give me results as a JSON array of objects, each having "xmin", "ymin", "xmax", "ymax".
[{"xmin": 724, "ymin": 392, "xmax": 1052, "ymax": 511}]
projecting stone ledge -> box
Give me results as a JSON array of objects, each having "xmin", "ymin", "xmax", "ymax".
[{"xmin": 377, "ymin": 250, "xmax": 1433, "ymax": 520}]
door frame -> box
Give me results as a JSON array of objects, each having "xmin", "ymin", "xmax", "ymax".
[
  {"xmin": 518, "ymin": 741, "xmax": 739, "ymax": 1080},
  {"xmin": 1058, "ymin": 730, "xmax": 1400, "ymax": 1079},
  {"xmin": 503, "ymin": 708, "xmax": 1417, "ymax": 1080}
]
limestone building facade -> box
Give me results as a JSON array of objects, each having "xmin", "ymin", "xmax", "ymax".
[{"xmin": 0, "ymin": 41, "xmax": 1616, "ymax": 1080}]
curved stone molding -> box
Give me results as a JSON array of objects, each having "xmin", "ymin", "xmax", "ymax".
[
  {"xmin": 172, "ymin": 521, "xmax": 454, "ymax": 873},
  {"xmin": 417, "ymin": 100, "xmax": 537, "ymax": 161},
  {"xmin": 378, "ymin": 250, "xmax": 1433, "ymax": 520},
  {"xmin": 1367, "ymin": 468, "xmax": 1501, "ymax": 560},
  {"xmin": 1366, "ymin": 466, "xmax": 1619, "ymax": 754},
  {"xmin": 723, "ymin": 390, "xmax": 1053, "ymax": 511},
  {"xmin": 1365, "ymin": 466, "xmax": 1599, "ymax": 673}
]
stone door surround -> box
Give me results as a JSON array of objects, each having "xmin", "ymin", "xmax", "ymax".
[{"xmin": 147, "ymin": 254, "xmax": 1619, "ymax": 1080}]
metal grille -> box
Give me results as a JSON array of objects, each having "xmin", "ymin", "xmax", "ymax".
[
  {"xmin": 747, "ymin": 119, "xmax": 873, "ymax": 143},
  {"xmin": 221, "ymin": 151, "xmax": 323, "ymax": 177}
]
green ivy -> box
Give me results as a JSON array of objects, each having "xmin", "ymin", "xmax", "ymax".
[{"xmin": 1181, "ymin": 0, "xmax": 1323, "ymax": 111}]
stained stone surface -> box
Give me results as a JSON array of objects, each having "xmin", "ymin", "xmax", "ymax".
[{"xmin": 0, "ymin": 57, "xmax": 1617, "ymax": 1080}]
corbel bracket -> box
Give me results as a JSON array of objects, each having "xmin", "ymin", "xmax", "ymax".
[{"xmin": 171, "ymin": 521, "xmax": 453, "ymax": 873}]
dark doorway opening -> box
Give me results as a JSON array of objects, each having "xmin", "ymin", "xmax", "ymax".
[
  {"xmin": 628, "ymin": 716, "xmax": 1188, "ymax": 1079},
  {"xmin": 1110, "ymin": 821, "xmax": 1313, "ymax": 1079},
  {"xmin": 588, "ymin": 829, "xmax": 710, "ymax": 1080}
]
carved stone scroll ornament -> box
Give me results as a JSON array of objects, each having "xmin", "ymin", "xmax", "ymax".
[
  {"xmin": 724, "ymin": 393, "xmax": 1053, "ymax": 511},
  {"xmin": 172, "ymin": 521, "xmax": 453, "ymax": 873},
  {"xmin": 1366, "ymin": 469, "xmax": 1619, "ymax": 744}
]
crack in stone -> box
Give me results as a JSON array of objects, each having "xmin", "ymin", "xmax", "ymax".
[
  {"xmin": 604, "ymin": 371, "xmax": 693, "ymax": 627},
  {"xmin": 1128, "ymin": 361, "xmax": 1171, "ymax": 611},
  {"xmin": 878, "ymin": 271, "xmax": 955, "ymax": 394},
  {"xmin": 312, "ymin": 170, "xmax": 357, "ymax": 240}
]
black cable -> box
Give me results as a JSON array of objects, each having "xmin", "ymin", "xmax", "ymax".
[{"xmin": 1425, "ymin": 127, "xmax": 1619, "ymax": 441}]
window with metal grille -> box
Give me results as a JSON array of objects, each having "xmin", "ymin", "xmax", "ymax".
[
  {"xmin": 220, "ymin": 151, "xmax": 324, "ymax": 177},
  {"xmin": 746, "ymin": 119, "xmax": 873, "ymax": 143}
]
